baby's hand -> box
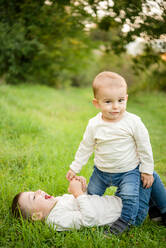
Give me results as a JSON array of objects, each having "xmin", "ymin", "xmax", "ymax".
[
  {"xmin": 75, "ymin": 176, "xmax": 87, "ymax": 192},
  {"xmin": 141, "ymin": 173, "xmax": 154, "ymax": 188},
  {"xmin": 68, "ymin": 178, "xmax": 84, "ymax": 198},
  {"xmin": 66, "ymin": 169, "xmax": 76, "ymax": 181}
]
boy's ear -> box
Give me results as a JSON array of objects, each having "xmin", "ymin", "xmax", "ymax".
[
  {"xmin": 31, "ymin": 211, "xmax": 43, "ymax": 221},
  {"xmin": 92, "ymin": 98, "xmax": 99, "ymax": 109}
]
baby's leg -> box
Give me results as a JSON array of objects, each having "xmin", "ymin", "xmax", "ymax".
[
  {"xmin": 150, "ymin": 171, "xmax": 166, "ymax": 214},
  {"xmin": 87, "ymin": 166, "xmax": 109, "ymax": 196},
  {"xmin": 135, "ymin": 171, "xmax": 166, "ymax": 226}
]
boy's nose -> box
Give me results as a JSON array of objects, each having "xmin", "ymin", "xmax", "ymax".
[{"xmin": 112, "ymin": 102, "xmax": 118, "ymax": 109}]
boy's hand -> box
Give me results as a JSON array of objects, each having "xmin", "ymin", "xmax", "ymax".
[
  {"xmin": 75, "ymin": 176, "xmax": 87, "ymax": 192},
  {"xmin": 66, "ymin": 169, "xmax": 76, "ymax": 181},
  {"xmin": 141, "ymin": 173, "xmax": 154, "ymax": 188},
  {"xmin": 68, "ymin": 178, "xmax": 84, "ymax": 198}
]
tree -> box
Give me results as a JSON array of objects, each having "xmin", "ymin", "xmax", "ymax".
[
  {"xmin": 1, "ymin": 0, "xmax": 165, "ymax": 89},
  {"xmin": 87, "ymin": 0, "xmax": 165, "ymax": 51},
  {"xmin": 87, "ymin": 0, "xmax": 166, "ymax": 90},
  {"xmin": 0, "ymin": 0, "xmax": 95, "ymax": 86}
]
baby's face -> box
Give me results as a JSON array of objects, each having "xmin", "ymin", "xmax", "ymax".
[
  {"xmin": 18, "ymin": 190, "xmax": 57, "ymax": 219},
  {"xmin": 94, "ymin": 83, "xmax": 128, "ymax": 122}
]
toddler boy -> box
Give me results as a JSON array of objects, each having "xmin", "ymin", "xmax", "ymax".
[{"xmin": 66, "ymin": 71, "xmax": 154, "ymax": 235}]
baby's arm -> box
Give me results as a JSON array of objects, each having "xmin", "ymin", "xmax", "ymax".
[
  {"xmin": 141, "ymin": 173, "xmax": 154, "ymax": 188},
  {"xmin": 68, "ymin": 178, "xmax": 84, "ymax": 198},
  {"xmin": 47, "ymin": 184, "xmax": 97, "ymax": 231},
  {"xmin": 68, "ymin": 179, "xmax": 98, "ymax": 226},
  {"xmin": 75, "ymin": 176, "xmax": 87, "ymax": 192}
]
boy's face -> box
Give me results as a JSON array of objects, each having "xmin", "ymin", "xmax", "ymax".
[
  {"xmin": 18, "ymin": 190, "xmax": 57, "ymax": 220},
  {"xmin": 93, "ymin": 83, "xmax": 128, "ymax": 122}
]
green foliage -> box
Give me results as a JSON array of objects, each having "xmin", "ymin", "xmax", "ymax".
[
  {"xmin": 131, "ymin": 45, "xmax": 166, "ymax": 92},
  {"xmin": 88, "ymin": 0, "xmax": 166, "ymax": 91},
  {"xmin": 0, "ymin": 0, "xmax": 165, "ymax": 90},
  {"xmin": 0, "ymin": 1, "xmax": 96, "ymax": 86},
  {"xmin": 91, "ymin": 0, "xmax": 166, "ymax": 44},
  {"xmin": 0, "ymin": 22, "xmax": 40, "ymax": 84},
  {"xmin": 144, "ymin": 66, "xmax": 166, "ymax": 92},
  {"xmin": 86, "ymin": 50, "xmax": 144, "ymax": 89},
  {"xmin": 98, "ymin": 16, "xmax": 119, "ymax": 31},
  {"xmin": 0, "ymin": 84, "xmax": 166, "ymax": 247}
]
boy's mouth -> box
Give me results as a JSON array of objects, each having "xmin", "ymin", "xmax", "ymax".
[{"xmin": 45, "ymin": 195, "xmax": 52, "ymax": 199}]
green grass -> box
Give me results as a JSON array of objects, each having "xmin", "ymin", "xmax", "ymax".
[{"xmin": 0, "ymin": 84, "xmax": 166, "ymax": 247}]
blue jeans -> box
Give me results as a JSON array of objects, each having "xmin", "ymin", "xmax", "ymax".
[
  {"xmin": 135, "ymin": 171, "xmax": 166, "ymax": 225},
  {"xmin": 87, "ymin": 165, "xmax": 140, "ymax": 224},
  {"xmin": 149, "ymin": 171, "xmax": 166, "ymax": 214},
  {"xmin": 88, "ymin": 167, "xmax": 166, "ymax": 226}
]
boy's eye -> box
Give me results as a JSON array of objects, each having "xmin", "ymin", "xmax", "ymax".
[
  {"xmin": 105, "ymin": 100, "xmax": 111, "ymax": 103},
  {"xmin": 119, "ymin": 99, "xmax": 124, "ymax": 102}
]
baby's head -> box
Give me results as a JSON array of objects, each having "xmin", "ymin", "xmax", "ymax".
[
  {"xmin": 12, "ymin": 190, "xmax": 57, "ymax": 220},
  {"xmin": 92, "ymin": 71, "xmax": 128, "ymax": 122},
  {"xmin": 92, "ymin": 71, "xmax": 127, "ymax": 98}
]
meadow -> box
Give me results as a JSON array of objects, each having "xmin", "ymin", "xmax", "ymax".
[{"xmin": 0, "ymin": 84, "xmax": 166, "ymax": 248}]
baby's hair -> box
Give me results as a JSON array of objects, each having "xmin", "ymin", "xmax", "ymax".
[
  {"xmin": 11, "ymin": 192, "xmax": 27, "ymax": 219},
  {"xmin": 92, "ymin": 71, "xmax": 127, "ymax": 98}
]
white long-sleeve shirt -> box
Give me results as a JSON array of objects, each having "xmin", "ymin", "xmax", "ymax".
[
  {"xmin": 70, "ymin": 111, "xmax": 154, "ymax": 174},
  {"xmin": 46, "ymin": 194, "xmax": 122, "ymax": 231}
]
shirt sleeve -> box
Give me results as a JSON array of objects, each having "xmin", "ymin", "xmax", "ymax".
[
  {"xmin": 76, "ymin": 194, "xmax": 98, "ymax": 227},
  {"xmin": 133, "ymin": 118, "xmax": 154, "ymax": 174},
  {"xmin": 46, "ymin": 208, "xmax": 82, "ymax": 231},
  {"xmin": 70, "ymin": 122, "xmax": 95, "ymax": 173},
  {"xmin": 46, "ymin": 195, "xmax": 98, "ymax": 231}
]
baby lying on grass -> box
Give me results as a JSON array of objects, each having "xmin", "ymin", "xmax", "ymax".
[{"xmin": 12, "ymin": 174, "xmax": 166, "ymax": 234}]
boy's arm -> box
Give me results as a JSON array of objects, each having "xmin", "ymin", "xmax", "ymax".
[
  {"xmin": 47, "ymin": 180, "xmax": 85, "ymax": 231},
  {"xmin": 133, "ymin": 118, "xmax": 154, "ymax": 175},
  {"xmin": 47, "ymin": 182, "xmax": 97, "ymax": 231},
  {"xmin": 46, "ymin": 200, "xmax": 82, "ymax": 231},
  {"xmin": 69, "ymin": 122, "xmax": 95, "ymax": 174},
  {"xmin": 68, "ymin": 179, "xmax": 98, "ymax": 226},
  {"xmin": 133, "ymin": 118, "xmax": 154, "ymax": 188}
]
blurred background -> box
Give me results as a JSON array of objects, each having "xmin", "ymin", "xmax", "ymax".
[{"xmin": 0, "ymin": 0, "xmax": 165, "ymax": 92}]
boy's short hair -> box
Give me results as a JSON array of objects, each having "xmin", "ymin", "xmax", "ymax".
[
  {"xmin": 11, "ymin": 192, "xmax": 27, "ymax": 219},
  {"xmin": 92, "ymin": 71, "xmax": 127, "ymax": 98}
]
